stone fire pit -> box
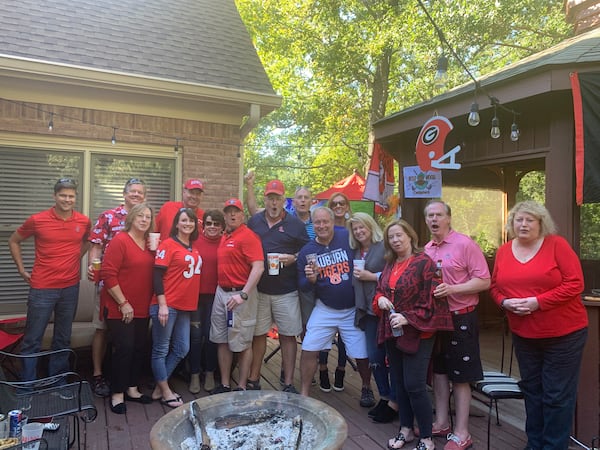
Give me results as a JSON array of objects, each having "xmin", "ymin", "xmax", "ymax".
[{"xmin": 149, "ymin": 390, "xmax": 347, "ymax": 450}]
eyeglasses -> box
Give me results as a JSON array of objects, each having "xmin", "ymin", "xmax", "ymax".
[
  {"xmin": 331, "ymin": 200, "xmax": 347, "ymax": 207},
  {"xmin": 204, "ymin": 221, "xmax": 222, "ymax": 227}
]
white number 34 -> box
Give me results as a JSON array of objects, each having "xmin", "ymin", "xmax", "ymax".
[{"xmin": 183, "ymin": 255, "xmax": 202, "ymax": 279}]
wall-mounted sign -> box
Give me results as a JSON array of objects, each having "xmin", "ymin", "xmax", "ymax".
[
  {"xmin": 403, "ymin": 166, "xmax": 442, "ymax": 198},
  {"xmin": 415, "ymin": 115, "xmax": 461, "ymax": 171}
]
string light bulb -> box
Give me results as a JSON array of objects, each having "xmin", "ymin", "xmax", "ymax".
[
  {"xmin": 434, "ymin": 54, "xmax": 448, "ymax": 90},
  {"xmin": 48, "ymin": 113, "xmax": 54, "ymax": 131},
  {"xmin": 510, "ymin": 122, "xmax": 520, "ymax": 142},
  {"xmin": 490, "ymin": 116, "xmax": 500, "ymax": 139},
  {"xmin": 467, "ymin": 102, "xmax": 480, "ymax": 126},
  {"xmin": 111, "ymin": 127, "xmax": 117, "ymax": 145},
  {"xmin": 174, "ymin": 138, "xmax": 180, "ymax": 154}
]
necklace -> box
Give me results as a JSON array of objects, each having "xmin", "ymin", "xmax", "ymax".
[{"xmin": 391, "ymin": 255, "xmax": 412, "ymax": 278}]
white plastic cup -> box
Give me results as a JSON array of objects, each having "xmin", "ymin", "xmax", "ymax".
[
  {"xmin": 21, "ymin": 422, "xmax": 43, "ymax": 450},
  {"xmin": 148, "ymin": 233, "xmax": 161, "ymax": 251},
  {"xmin": 267, "ymin": 253, "xmax": 280, "ymax": 275},
  {"xmin": 353, "ymin": 259, "xmax": 365, "ymax": 270}
]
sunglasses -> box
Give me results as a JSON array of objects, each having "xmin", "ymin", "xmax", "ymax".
[
  {"xmin": 125, "ymin": 177, "xmax": 145, "ymax": 186},
  {"xmin": 58, "ymin": 177, "xmax": 76, "ymax": 185},
  {"xmin": 204, "ymin": 221, "xmax": 222, "ymax": 227},
  {"xmin": 331, "ymin": 200, "xmax": 347, "ymax": 207}
]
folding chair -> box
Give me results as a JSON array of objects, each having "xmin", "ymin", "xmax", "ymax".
[{"xmin": 0, "ymin": 317, "xmax": 25, "ymax": 379}]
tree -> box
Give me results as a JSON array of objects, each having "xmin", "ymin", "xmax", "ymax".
[{"xmin": 235, "ymin": 0, "xmax": 571, "ymax": 196}]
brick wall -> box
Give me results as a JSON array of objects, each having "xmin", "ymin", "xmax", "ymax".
[{"xmin": 0, "ymin": 100, "xmax": 242, "ymax": 209}]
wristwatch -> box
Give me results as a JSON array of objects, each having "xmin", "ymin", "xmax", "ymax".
[{"xmin": 240, "ymin": 291, "xmax": 249, "ymax": 301}]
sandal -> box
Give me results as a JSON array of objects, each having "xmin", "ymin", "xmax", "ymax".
[
  {"xmin": 388, "ymin": 432, "xmax": 414, "ymax": 450},
  {"xmin": 160, "ymin": 396, "xmax": 183, "ymax": 408},
  {"xmin": 413, "ymin": 440, "xmax": 435, "ymax": 450}
]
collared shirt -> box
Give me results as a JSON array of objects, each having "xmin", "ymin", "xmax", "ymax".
[
  {"xmin": 17, "ymin": 207, "xmax": 91, "ymax": 289},
  {"xmin": 424, "ymin": 229, "xmax": 490, "ymax": 310},
  {"xmin": 248, "ymin": 211, "xmax": 309, "ymax": 295},
  {"xmin": 89, "ymin": 204, "xmax": 128, "ymax": 248}
]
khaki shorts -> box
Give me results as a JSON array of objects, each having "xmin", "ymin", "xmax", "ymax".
[
  {"xmin": 92, "ymin": 286, "xmax": 106, "ymax": 330},
  {"xmin": 254, "ymin": 291, "xmax": 303, "ymax": 337},
  {"xmin": 210, "ymin": 286, "xmax": 258, "ymax": 353}
]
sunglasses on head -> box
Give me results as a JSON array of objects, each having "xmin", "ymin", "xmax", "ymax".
[
  {"xmin": 58, "ymin": 177, "xmax": 76, "ymax": 185},
  {"xmin": 126, "ymin": 178, "xmax": 145, "ymax": 186}
]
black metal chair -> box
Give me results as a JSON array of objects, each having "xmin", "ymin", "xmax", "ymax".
[
  {"xmin": 471, "ymin": 316, "xmax": 524, "ymax": 450},
  {"xmin": 0, "ymin": 348, "xmax": 97, "ymax": 449}
]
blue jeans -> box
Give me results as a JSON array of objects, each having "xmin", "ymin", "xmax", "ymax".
[
  {"xmin": 386, "ymin": 336, "xmax": 435, "ymax": 437},
  {"xmin": 189, "ymin": 294, "xmax": 217, "ymax": 374},
  {"xmin": 150, "ymin": 305, "xmax": 191, "ymax": 382},
  {"xmin": 513, "ymin": 327, "xmax": 588, "ymax": 450},
  {"xmin": 364, "ymin": 315, "xmax": 397, "ymax": 402},
  {"xmin": 21, "ymin": 285, "xmax": 79, "ymax": 381}
]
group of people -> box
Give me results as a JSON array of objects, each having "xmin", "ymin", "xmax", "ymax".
[{"xmin": 8, "ymin": 175, "xmax": 588, "ymax": 450}]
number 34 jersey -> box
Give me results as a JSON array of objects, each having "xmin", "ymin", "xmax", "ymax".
[{"xmin": 153, "ymin": 237, "xmax": 202, "ymax": 311}]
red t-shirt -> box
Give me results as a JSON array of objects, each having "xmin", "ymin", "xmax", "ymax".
[
  {"xmin": 100, "ymin": 232, "xmax": 154, "ymax": 319},
  {"xmin": 17, "ymin": 207, "xmax": 91, "ymax": 289},
  {"xmin": 217, "ymin": 224, "xmax": 263, "ymax": 288},
  {"xmin": 153, "ymin": 237, "xmax": 201, "ymax": 311},
  {"xmin": 197, "ymin": 233, "xmax": 221, "ymax": 295},
  {"xmin": 155, "ymin": 201, "xmax": 204, "ymax": 243}
]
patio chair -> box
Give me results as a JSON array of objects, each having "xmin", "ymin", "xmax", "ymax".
[
  {"xmin": 471, "ymin": 316, "xmax": 523, "ymax": 450},
  {"xmin": 0, "ymin": 348, "xmax": 97, "ymax": 449}
]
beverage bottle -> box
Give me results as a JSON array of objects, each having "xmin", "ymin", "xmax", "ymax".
[
  {"xmin": 434, "ymin": 259, "xmax": 446, "ymax": 299},
  {"xmin": 388, "ymin": 307, "xmax": 403, "ymax": 337}
]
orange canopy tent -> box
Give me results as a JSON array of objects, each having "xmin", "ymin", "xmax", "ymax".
[{"xmin": 314, "ymin": 171, "xmax": 366, "ymax": 200}]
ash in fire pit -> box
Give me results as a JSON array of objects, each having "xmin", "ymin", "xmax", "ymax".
[{"xmin": 150, "ymin": 391, "xmax": 347, "ymax": 450}]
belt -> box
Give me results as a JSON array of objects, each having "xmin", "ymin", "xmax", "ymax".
[
  {"xmin": 221, "ymin": 286, "xmax": 244, "ymax": 292},
  {"xmin": 452, "ymin": 305, "xmax": 476, "ymax": 315}
]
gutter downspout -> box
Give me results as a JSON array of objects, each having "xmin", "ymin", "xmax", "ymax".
[{"xmin": 239, "ymin": 103, "xmax": 261, "ymax": 199}]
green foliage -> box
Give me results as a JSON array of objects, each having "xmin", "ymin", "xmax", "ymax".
[{"xmin": 235, "ymin": 0, "xmax": 570, "ymax": 198}]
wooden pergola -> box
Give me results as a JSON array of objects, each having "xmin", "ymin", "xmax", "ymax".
[{"xmin": 373, "ymin": 27, "xmax": 600, "ymax": 445}]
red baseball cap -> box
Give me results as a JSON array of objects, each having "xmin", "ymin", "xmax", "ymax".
[
  {"xmin": 184, "ymin": 179, "xmax": 204, "ymax": 191},
  {"xmin": 264, "ymin": 179, "xmax": 285, "ymax": 196},
  {"xmin": 223, "ymin": 198, "xmax": 243, "ymax": 211}
]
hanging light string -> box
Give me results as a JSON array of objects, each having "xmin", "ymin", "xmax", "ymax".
[
  {"xmin": 0, "ymin": 97, "xmax": 371, "ymax": 151},
  {"xmin": 415, "ymin": 0, "xmax": 520, "ymax": 139}
]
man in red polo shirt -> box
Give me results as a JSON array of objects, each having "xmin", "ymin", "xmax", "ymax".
[
  {"xmin": 8, "ymin": 178, "xmax": 91, "ymax": 381},
  {"xmin": 155, "ymin": 178, "xmax": 205, "ymax": 240},
  {"xmin": 209, "ymin": 198, "xmax": 264, "ymax": 393}
]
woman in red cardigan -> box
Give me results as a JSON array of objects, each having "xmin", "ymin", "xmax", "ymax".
[
  {"xmin": 490, "ymin": 200, "xmax": 588, "ymax": 450},
  {"xmin": 373, "ymin": 219, "xmax": 452, "ymax": 450},
  {"xmin": 100, "ymin": 203, "xmax": 155, "ymax": 414}
]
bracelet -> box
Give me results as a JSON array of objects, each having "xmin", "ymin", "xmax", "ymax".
[
  {"xmin": 500, "ymin": 299, "xmax": 507, "ymax": 310},
  {"xmin": 118, "ymin": 301, "xmax": 130, "ymax": 311}
]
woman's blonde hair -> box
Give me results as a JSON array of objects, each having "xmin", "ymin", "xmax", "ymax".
[
  {"xmin": 506, "ymin": 200, "xmax": 557, "ymax": 238},
  {"xmin": 124, "ymin": 203, "xmax": 154, "ymax": 239},
  {"xmin": 347, "ymin": 212, "xmax": 383, "ymax": 249}
]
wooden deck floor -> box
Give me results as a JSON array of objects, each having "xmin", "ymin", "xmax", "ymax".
[{"xmin": 79, "ymin": 325, "xmax": 531, "ymax": 450}]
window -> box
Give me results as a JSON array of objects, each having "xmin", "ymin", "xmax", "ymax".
[{"xmin": 0, "ymin": 147, "xmax": 175, "ymax": 313}]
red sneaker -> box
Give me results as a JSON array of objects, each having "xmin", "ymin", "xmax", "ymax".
[{"xmin": 444, "ymin": 433, "xmax": 473, "ymax": 450}]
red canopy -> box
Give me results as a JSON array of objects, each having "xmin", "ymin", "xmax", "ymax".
[{"xmin": 315, "ymin": 171, "xmax": 366, "ymax": 200}]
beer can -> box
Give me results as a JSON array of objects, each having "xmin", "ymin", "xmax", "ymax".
[
  {"xmin": 227, "ymin": 309, "xmax": 233, "ymax": 328},
  {"xmin": 0, "ymin": 413, "xmax": 8, "ymax": 439},
  {"xmin": 8, "ymin": 409, "xmax": 22, "ymax": 438}
]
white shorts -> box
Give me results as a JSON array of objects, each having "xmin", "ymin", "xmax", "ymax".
[
  {"xmin": 255, "ymin": 291, "xmax": 303, "ymax": 337},
  {"xmin": 301, "ymin": 300, "xmax": 367, "ymax": 359}
]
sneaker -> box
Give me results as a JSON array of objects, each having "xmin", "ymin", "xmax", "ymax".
[
  {"xmin": 368, "ymin": 399, "xmax": 387, "ymax": 418},
  {"xmin": 444, "ymin": 433, "xmax": 473, "ymax": 450},
  {"xmin": 246, "ymin": 379, "xmax": 261, "ymax": 390},
  {"xmin": 359, "ymin": 387, "xmax": 376, "ymax": 407},
  {"xmin": 372, "ymin": 403, "xmax": 398, "ymax": 423},
  {"xmin": 279, "ymin": 369, "xmax": 285, "ymax": 386},
  {"xmin": 210, "ymin": 384, "xmax": 231, "ymax": 395},
  {"xmin": 319, "ymin": 370, "xmax": 331, "ymax": 392},
  {"xmin": 92, "ymin": 375, "xmax": 110, "ymax": 398},
  {"xmin": 282, "ymin": 384, "xmax": 299, "ymax": 394},
  {"xmin": 333, "ymin": 368, "xmax": 345, "ymax": 391}
]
